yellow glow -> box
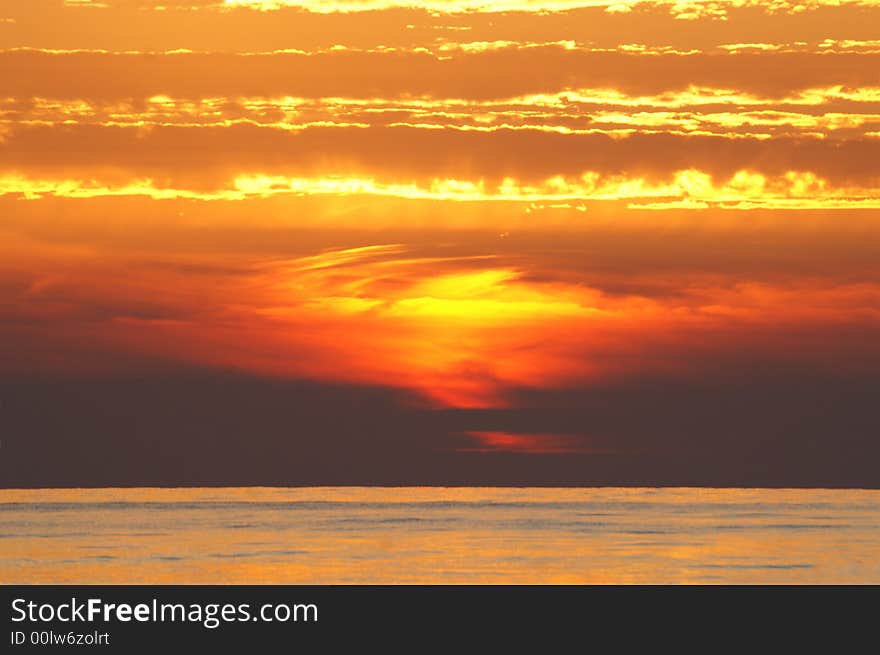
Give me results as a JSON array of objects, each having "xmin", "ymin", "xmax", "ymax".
[
  {"xmin": 8, "ymin": 87, "xmax": 880, "ymax": 143},
  {"xmin": 220, "ymin": 0, "xmax": 880, "ymax": 18},
  {"xmin": 2, "ymin": 170, "xmax": 879, "ymax": 210}
]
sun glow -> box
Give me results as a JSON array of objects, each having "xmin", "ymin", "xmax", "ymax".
[
  {"xmin": 3, "ymin": 0, "xmax": 880, "ymax": 455},
  {"xmin": 2, "ymin": 170, "xmax": 878, "ymax": 210}
]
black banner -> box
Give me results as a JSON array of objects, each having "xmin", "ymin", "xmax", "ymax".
[{"xmin": 1, "ymin": 585, "xmax": 874, "ymax": 650}]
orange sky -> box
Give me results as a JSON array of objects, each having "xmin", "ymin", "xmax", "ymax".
[{"xmin": 1, "ymin": 1, "xmax": 879, "ymax": 465}]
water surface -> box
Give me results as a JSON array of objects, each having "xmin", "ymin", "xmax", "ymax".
[{"xmin": 2, "ymin": 487, "xmax": 878, "ymax": 583}]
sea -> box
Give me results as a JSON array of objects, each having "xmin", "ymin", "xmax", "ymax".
[{"xmin": 2, "ymin": 487, "xmax": 879, "ymax": 584}]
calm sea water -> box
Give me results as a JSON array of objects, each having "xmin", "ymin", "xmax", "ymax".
[{"xmin": 2, "ymin": 487, "xmax": 879, "ymax": 584}]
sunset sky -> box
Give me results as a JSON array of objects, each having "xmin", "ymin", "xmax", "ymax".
[{"xmin": 1, "ymin": 0, "xmax": 879, "ymax": 487}]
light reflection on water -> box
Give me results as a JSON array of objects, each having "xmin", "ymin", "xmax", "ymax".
[{"xmin": 1, "ymin": 487, "xmax": 878, "ymax": 583}]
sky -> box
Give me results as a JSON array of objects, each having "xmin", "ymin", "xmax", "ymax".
[{"xmin": 1, "ymin": 0, "xmax": 879, "ymax": 487}]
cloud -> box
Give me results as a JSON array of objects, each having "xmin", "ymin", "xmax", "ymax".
[
  {"xmin": 2, "ymin": 124, "xmax": 880, "ymax": 192},
  {"xmin": 4, "ymin": 49, "xmax": 880, "ymax": 100},
  {"xmin": 6, "ymin": 91, "xmax": 880, "ymax": 142},
  {"xmin": 6, "ymin": 1, "xmax": 880, "ymax": 55},
  {"xmin": 2, "ymin": 371, "xmax": 879, "ymax": 487}
]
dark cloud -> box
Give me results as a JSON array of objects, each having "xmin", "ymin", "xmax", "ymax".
[{"xmin": 1, "ymin": 369, "xmax": 878, "ymax": 487}]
